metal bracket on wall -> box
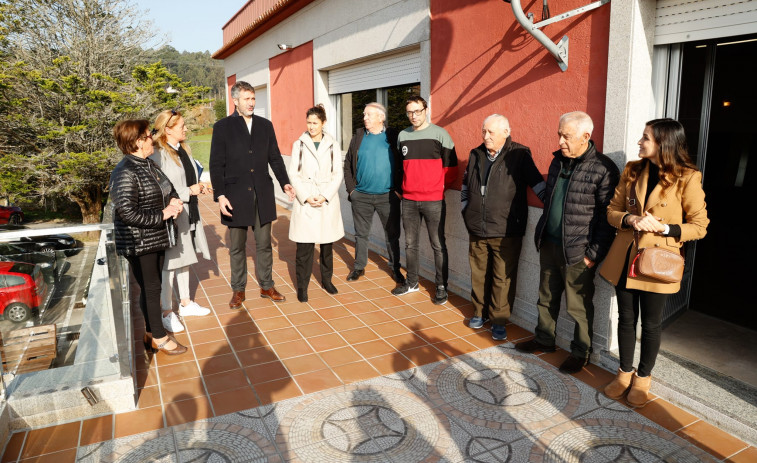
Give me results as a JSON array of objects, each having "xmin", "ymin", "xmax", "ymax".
[{"xmin": 504, "ymin": 0, "xmax": 610, "ymax": 72}]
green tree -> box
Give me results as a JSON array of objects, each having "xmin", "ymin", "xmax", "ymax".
[
  {"xmin": 0, "ymin": 0, "xmax": 209, "ymax": 223},
  {"xmin": 143, "ymin": 46, "xmax": 225, "ymax": 98},
  {"xmin": 214, "ymin": 98, "xmax": 228, "ymax": 121}
]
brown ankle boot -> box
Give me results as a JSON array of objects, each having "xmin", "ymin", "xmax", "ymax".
[
  {"xmin": 603, "ymin": 368, "xmax": 634, "ymax": 399},
  {"xmin": 626, "ymin": 372, "xmax": 651, "ymax": 407}
]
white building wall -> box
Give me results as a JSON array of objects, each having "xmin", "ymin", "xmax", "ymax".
[
  {"xmin": 220, "ymin": 0, "xmax": 663, "ymax": 362},
  {"xmin": 223, "ymin": 0, "xmax": 429, "ymax": 90},
  {"xmin": 221, "ymin": 0, "xmax": 430, "ymax": 213}
]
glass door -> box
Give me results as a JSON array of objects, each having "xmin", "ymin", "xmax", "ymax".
[{"xmin": 656, "ymin": 34, "xmax": 757, "ymax": 329}]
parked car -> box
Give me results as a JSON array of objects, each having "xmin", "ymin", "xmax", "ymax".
[
  {"xmin": 0, "ymin": 261, "xmax": 51, "ymax": 323},
  {"xmin": 0, "ymin": 224, "xmax": 79, "ymax": 256},
  {"xmin": 0, "ymin": 242, "xmax": 62, "ymax": 282},
  {"xmin": 0, "ymin": 205, "xmax": 23, "ymax": 225}
]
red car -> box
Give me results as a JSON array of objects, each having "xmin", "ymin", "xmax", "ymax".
[
  {"xmin": 0, "ymin": 205, "xmax": 24, "ymax": 225},
  {"xmin": 0, "ymin": 261, "xmax": 49, "ymax": 323}
]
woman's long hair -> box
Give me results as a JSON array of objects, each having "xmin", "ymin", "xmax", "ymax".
[
  {"xmin": 153, "ymin": 110, "xmax": 191, "ymax": 166},
  {"xmin": 627, "ymin": 118, "xmax": 698, "ymax": 188}
]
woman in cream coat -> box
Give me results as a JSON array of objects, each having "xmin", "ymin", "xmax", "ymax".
[
  {"xmin": 288, "ymin": 105, "xmax": 344, "ymax": 302},
  {"xmin": 150, "ymin": 110, "xmax": 212, "ymax": 332},
  {"xmin": 600, "ymin": 118, "xmax": 708, "ymax": 407}
]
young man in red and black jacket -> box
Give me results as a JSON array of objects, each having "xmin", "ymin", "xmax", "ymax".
[{"xmin": 392, "ymin": 95, "xmax": 457, "ymax": 304}]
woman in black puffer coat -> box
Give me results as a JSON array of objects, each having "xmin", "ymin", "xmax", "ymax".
[{"xmin": 111, "ymin": 119, "xmax": 187, "ymax": 356}]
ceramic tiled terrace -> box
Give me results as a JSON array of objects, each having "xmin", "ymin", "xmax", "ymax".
[{"xmin": 2, "ymin": 195, "xmax": 755, "ymax": 462}]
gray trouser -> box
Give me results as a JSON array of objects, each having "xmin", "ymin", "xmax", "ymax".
[
  {"xmin": 229, "ymin": 207, "xmax": 273, "ymax": 291},
  {"xmin": 350, "ymin": 190, "xmax": 401, "ymax": 272}
]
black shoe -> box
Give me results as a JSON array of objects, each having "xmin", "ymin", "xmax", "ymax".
[
  {"xmin": 514, "ymin": 339, "xmax": 557, "ymax": 354},
  {"xmin": 433, "ymin": 285, "xmax": 448, "ymax": 305},
  {"xmin": 297, "ymin": 288, "xmax": 308, "ymax": 303},
  {"xmin": 559, "ymin": 355, "xmax": 588, "ymax": 374},
  {"xmin": 346, "ymin": 269, "xmax": 364, "ymax": 281},
  {"xmin": 322, "ymin": 280, "xmax": 338, "ymax": 294},
  {"xmin": 392, "ymin": 269, "xmax": 406, "ymax": 285},
  {"xmin": 391, "ymin": 282, "xmax": 419, "ymax": 296}
]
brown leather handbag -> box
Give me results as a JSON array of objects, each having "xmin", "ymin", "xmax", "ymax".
[{"xmin": 628, "ymin": 233, "xmax": 684, "ymax": 283}]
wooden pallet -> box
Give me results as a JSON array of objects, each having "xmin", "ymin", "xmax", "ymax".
[{"xmin": 0, "ymin": 324, "xmax": 57, "ymax": 374}]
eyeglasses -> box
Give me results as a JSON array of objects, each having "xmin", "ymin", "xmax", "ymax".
[
  {"xmin": 139, "ymin": 132, "xmax": 153, "ymax": 141},
  {"xmin": 406, "ymin": 109, "xmax": 425, "ymax": 117}
]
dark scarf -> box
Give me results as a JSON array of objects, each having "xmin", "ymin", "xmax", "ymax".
[{"xmin": 176, "ymin": 144, "xmax": 199, "ymax": 226}]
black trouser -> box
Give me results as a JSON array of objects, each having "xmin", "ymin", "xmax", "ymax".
[
  {"xmin": 615, "ymin": 252, "xmax": 669, "ymax": 377},
  {"xmin": 350, "ymin": 190, "xmax": 402, "ymax": 272},
  {"xmin": 126, "ymin": 251, "xmax": 166, "ymax": 339},
  {"xmin": 402, "ymin": 198, "xmax": 448, "ymax": 287},
  {"xmin": 616, "ymin": 285, "xmax": 668, "ymax": 377},
  {"xmin": 295, "ymin": 242, "xmax": 333, "ymax": 291}
]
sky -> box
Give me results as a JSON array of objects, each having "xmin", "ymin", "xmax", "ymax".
[{"xmin": 132, "ymin": 0, "xmax": 247, "ymax": 53}]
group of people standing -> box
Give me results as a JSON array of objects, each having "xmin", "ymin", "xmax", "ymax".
[
  {"xmin": 466, "ymin": 110, "xmax": 708, "ymax": 407},
  {"xmin": 110, "ymin": 79, "xmax": 708, "ymax": 409}
]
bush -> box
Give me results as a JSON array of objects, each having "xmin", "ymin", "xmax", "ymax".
[{"xmin": 214, "ymin": 99, "xmax": 228, "ymax": 121}]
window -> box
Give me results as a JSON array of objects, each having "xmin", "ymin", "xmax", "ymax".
[
  {"xmin": 338, "ymin": 83, "xmax": 420, "ymax": 151},
  {"xmin": 5, "ymin": 275, "xmax": 25, "ymax": 287}
]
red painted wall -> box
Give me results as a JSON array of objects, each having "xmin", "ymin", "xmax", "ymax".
[
  {"xmin": 430, "ymin": 0, "xmax": 610, "ymax": 196},
  {"xmin": 269, "ymin": 41, "xmax": 314, "ymax": 155},
  {"xmin": 226, "ymin": 74, "xmax": 236, "ymax": 115}
]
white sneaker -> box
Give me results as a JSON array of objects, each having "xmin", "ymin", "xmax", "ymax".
[
  {"xmin": 179, "ymin": 301, "xmax": 211, "ymax": 317},
  {"xmin": 162, "ymin": 311, "xmax": 185, "ymax": 333}
]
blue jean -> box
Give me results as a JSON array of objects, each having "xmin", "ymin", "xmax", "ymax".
[{"xmin": 402, "ymin": 199, "xmax": 447, "ymax": 287}]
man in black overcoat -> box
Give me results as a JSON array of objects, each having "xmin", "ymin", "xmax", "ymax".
[{"xmin": 210, "ymin": 81, "xmax": 295, "ymax": 308}]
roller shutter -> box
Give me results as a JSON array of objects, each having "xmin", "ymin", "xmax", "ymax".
[
  {"xmin": 328, "ymin": 48, "xmax": 420, "ymax": 94},
  {"xmin": 655, "ymin": 0, "xmax": 757, "ymax": 44}
]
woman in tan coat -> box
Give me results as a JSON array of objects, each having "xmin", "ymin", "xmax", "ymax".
[
  {"xmin": 288, "ymin": 105, "xmax": 344, "ymax": 302},
  {"xmin": 600, "ymin": 118, "xmax": 709, "ymax": 407}
]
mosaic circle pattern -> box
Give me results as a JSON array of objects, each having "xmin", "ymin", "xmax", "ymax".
[
  {"xmin": 276, "ymin": 384, "xmax": 452, "ymax": 462},
  {"xmin": 531, "ymin": 419, "xmax": 717, "ymax": 463},
  {"xmin": 322, "ymin": 405, "xmax": 406, "ymax": 454},
  {"xmin": 172, "ymin": 422, "xmax": 278, "ymax": 463},
  {"xmin": 426, "ymin": 354, "xmax": 581, "ymax": 431},
  {"xmin": 465, "ymin": 436, "xmax": 513, "ymax": 463}
]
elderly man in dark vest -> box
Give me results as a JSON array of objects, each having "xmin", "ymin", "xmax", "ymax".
[
  {"xmin": 462, "ymin": 114, "xmax": 546, "ymax": 341},
  {"xmin": 210, "ymin": 81, "xmax": 295, "ymax": 308}
]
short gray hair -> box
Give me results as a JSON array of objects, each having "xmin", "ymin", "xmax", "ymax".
[
  {"xmin": 365, "ymin": 102, "xmax": 387, "ymax": 125},
  {"xmin": 482, "ymin": 114, "xmax": 510, "ymax": 133},
  {"xmin": 559, "ymin": 111, "xmax": 593, "ymax": 137},
  {"xmin": 230, "ymin": 81, "xmax": 255, "ymax": 100}
]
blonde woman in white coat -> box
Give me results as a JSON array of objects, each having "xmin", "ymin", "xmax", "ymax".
[
  {"xmin": 288, "ymin": 105, "xmax": 345, "ymax": 302},
  {"xmin": 150, "ymin": 110, "xmax": 212, "ymax": 332}
]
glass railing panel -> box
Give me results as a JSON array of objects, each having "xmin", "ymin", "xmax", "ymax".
[{"xmin": 0, "ymin": 224, "xmax": 131, "ymax": 404}]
